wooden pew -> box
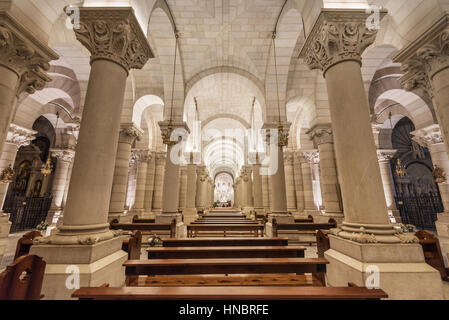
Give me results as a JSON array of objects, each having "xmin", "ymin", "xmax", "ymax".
[
  {"xmin": 187, "ymin": 224, "xmax": 264, "ymax": 238},
  {"xmin": 132, "ymin": 215, "xmax": 155, "ymax": 224},
  {"xmin": 272, "ymin": 218, "xmax": 337, "ymax": 238},
  {"xmin": 0, "ymin": 255, "xmax": 46, "ymax": 300},
  {"xmin": 14, "ymin": 231, "xmax": 42, "ymax": 260},
  {"xmin": 295, "ymin": 215, "xmax": 314, "ymax": 223},
  {"xmin": 191, "ymin": 221, "xmax": 259, "ymax": 225},
  {"xmin": 124, "ymin": 257, "xmax": 328, "ymax": 285},
  {"xmin": 316, "ymin": 230, "xmax": 331, "ymax": 259},
  {"xmin": 147, "ymin": 246, "xmax": 306, "ymax": 259},
  {"xmin": 415, "ymin": 230, "xmax": 449, "ymax": 281},
  {"xmin": 72, "ymin": 285, "xmax": 388, "ymax": 300},
  {"xmin": 110, "ymin": 219, "xmax": 176, "ymax": 238},
  {"xmin": 163, "ymin": 237, "xmax": 289, "ymax": 247},
  {"xmin": 122, "ymin": 231, "xmax": 142, "ymax": 260}
]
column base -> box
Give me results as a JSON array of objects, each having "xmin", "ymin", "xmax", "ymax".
[
  {"xmin": 323, "ymin": 211, "xmax": 344, "ymax": 225},
  {"xmin": 30, "ymin": 236, "xmax": 127, "ymax": 300},
  {"xmin": 108, "ymin": 212, "xmax": 134, "ymax": 223},
  {"xmin": 156, "ymin": 213, "xmax": 186, "ymax": 238},
  {"xmin": 266, "ymin": 213, "xmax": 295, "ymax": 239},
  {"xmin": 130, "ymin": 208, "xmax": 145, "ymax": 218},
  {"xmin": 325, "ymin": 235, "xmax": 445, "ymax": 300},
  {"xmin": 436, "ymin": 213, "xmax": 449, "ymax": 267},
  {"xmin": 182, "ymin": 208, "xmax": 199, "ymax": 224}
]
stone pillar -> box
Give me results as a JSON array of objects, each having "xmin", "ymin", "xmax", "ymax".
[
  {"xmin": 0, "ymin": 124, "xmax": 36, "ymax": 263},
  {"xmin": 152, "ymin": 152, "xmax": 166, "ymax": 213},
  {"xmin": 108, "ymin": 124, "xmax": 142, "ymax": 222},
  {"xmin": 293, "ymin": 152, "xmax": 305, "ymax": 216},
  {"xmin": 183, "ymin": 162, "xmax": 198, "ymax": 223},
  {"xmin": 252, "ymin": 162, "xmax": 264, "ymax": 214},
  {"xmin": 241, "ymin": 166, "xmax": 253, "ymax": 216},
  {"xmin": 195, "ymin": 166, "xmax": 205, "ymax": 210},
  {"xmin": 143, "ymin": 152, "xmax": 156, "ymax": 217},
  {"xmin": 309, "ymin": 125, "xmax": 344, "ymax": 222},
  {"xmin": 0, "ymin": 11, "xmax": 57, "ymax": 156},
  {"xmin": 178, "ymin": 165, "xmax": 187, "ymax": 211},
  {"xmin": 132, "ymin": 150, "xmax": 150, "ymax": 216},
  {"xmin": 284, "ymin": 151, "xmax": 297, "ymax": 213},
  {"xmin": 412, "ymin": 124, "xmax": 449, "ymax": 265},
  {"xmin": 377, "ymin": 149, "xmax": 401, "ymax": 223},
  {"xmin": 157, "ymin": 121, "xmax": 189, "ymax": 237},
  {"xmin": 31, "ymin": 7, "xmax": 153, "ymax": 299},
  {"xmin": 47, "ymin": 149, "xmax": 75, "ymax": 224},
  {"xmin": 300, "ymin": 151, "xmax": 319, "ymax": 215},
  {"xmin": 300, "ymin": 8, "xmax": 444, "ymax": 299}
]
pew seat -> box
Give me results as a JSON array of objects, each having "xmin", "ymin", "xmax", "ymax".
[
  {"xmin": 187, "ymin": 224, "xmax": 264, "ymax": 238},
  {"xmin": 72, "ymin": 286, "xmax": 388, "ymax": 300},
  {"xmin": 110, "ymin": 219, "xmax": 176, "ymax": 238}
]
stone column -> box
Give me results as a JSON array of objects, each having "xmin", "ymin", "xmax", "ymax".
[
  {"xmin": 183, "ymin": 161, "xmax": 198, "ymax": 223},
  {"xmin": 412, "ymin": 124, "xmax": 449, "ymax": 265},
  {"xmin": 178, "ymin": 165, "xmax": 187, "ymax": 211},
  {"xmin": 262, "ymin": 172, "xmax": 270, "ymax": 212},
  {"xmin": 152, "ymin": 152, "xmax": 166, "ymax": 213},
  {"xmin": 300, "ymin": 151, "xmax": 319, "ymax": 215},
  {"xmin": 131, "ymin": 150, "xmax": 150, "ymax": 217},
  {"xmin": 241, "ymin": 166, "xmax": 253, "ymax": 216},
  {"xmin": 293, "ymin": 152, "xmax": 305, "ymax": 216},
  {"xmin": 0, "ymin": 12, "xmax": 57, "ymax": 156},
  {"xmin": 252, "ymin": 162, "xmax": 264, "ymax": 214},
  {"xmin": 309, "ymin": 125, "xmax": 344, "ymax": 222},
  {"xmin": 47, "ymin": 149, "xmax": 75, "ymax": 224},
  {"xmin": 284, "ymin": 151, "xmax": 297, "ymax": 213},
  {"xmin": 377, "ymin": 149, "xmax": 401, "ymax": 223},
  {"xmin": 143, "ymin": 152, "xmax": 156, "ymax": 217},
  {"xmin": 0, "ymin": 124, "xmax": 36, "ymax": 263},
  {"xmin": 31, "ymin": 7, "xmax": 153, "ymax": 299},
  {"xmin": 108, "ymin": 124, "xmax": 142, "ymax": 222},
  {"xmin": 300, "ymin": 8, "xmax": 444, "ymax": 299}
]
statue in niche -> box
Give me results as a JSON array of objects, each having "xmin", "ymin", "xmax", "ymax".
[{"xmin": 14, "ymin": 161, "xmax": 31, "ymax": 195}]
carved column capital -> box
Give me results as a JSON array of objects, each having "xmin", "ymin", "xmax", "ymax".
[
  {"xmin": 0, "ymin": 12, "xmax": 58, "ymax": 95},
  {"xmin": 377, "ymin": 149, "xmax": 396, "ymax": 162},
  {"xmin": 411, "ymin": 124, "xmax": 444, "ymax": 148},
  {"xmin": 51, "ymin": 149, "xmax": 76, "ymax": 163},
  {"xmin": 6, "ymin": 124, "xmax": 37, "ymax": 148},
  {"xmin": 133, "ymin": 149, "xmax": 151, "ymax": 163},
  {"xmin": 394, "ymin": 14, "xmax": 449, "ymax": 97},
  {"xmin": 307, "ymin": 125, "xmax": 333, "ymax": 147},
  {"xmin": 158, "ymin": 121, "xmax": 190, "ymax": 146},
  {"xmin": 301, "ymin": 150, "xmax": 320, "ymax": 164},
  {"xmin": 119, "ymin": 123, "xmax": 143, "ymax": 145},
  {"xmin": 299, "ymin": 9, "xmax": 386, "ymax": 75},
  {"xmin": 68, "ymin": 7, "xmax": 153, "ymax": 74}
]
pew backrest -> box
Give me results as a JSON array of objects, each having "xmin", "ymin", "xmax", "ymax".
[
  {"xmin": 272, "ymin": 218, "xmax": 337, "ymax": 238},
  {"xmin": 316, "ymin": 230, "xmax": 330, "ymax": 259},
  {"xmin": 122, "ymin": 231, "xmax": 142, "ymax": 260},
  {"xmin": 415, "ymin": 230, "xmax": 449, "ymax": 281},
  {"xmin": 0, "ymin": 255, "xmax": 46, "ymax": 300},
  {"xmin": 14, "ymin": 231, "xmax": 42, "ymax": 260}
]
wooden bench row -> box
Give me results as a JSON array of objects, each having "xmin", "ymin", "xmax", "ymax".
[
  {"xmin": 110, "ymin": 219, "xmax": 176, "ymax": 238},
  {"xmin": 272, "ymin": 218, "xmax": 337, "ymax": 238},
  {"xmin": 187, "ymin": 224, "xmax": 265, "ymax": 238}
]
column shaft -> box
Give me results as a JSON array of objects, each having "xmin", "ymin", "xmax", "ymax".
[{"xmin": 144, "ymin": 154, "xmax": 156, "ymax": 214}]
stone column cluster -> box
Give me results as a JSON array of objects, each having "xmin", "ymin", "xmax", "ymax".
[{"xmin": 376, "ymin": 149, "xmax": 400, "ymax": 222}]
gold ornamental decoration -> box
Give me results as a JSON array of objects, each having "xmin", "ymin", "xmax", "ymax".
[
  {"xmin": 162, "ymin": 120, "xmax": 178, "ymax": 147},
  {"xmin": 433, "ymin": 165, "xmax": 447, "ymax": 184},
  {"xmin": 0, "ymin": 164, "xmax": 15, "ymax": 183},
  {"xmin": 41, "ymin": 157, "xmax": 53, "ymax": 177}
]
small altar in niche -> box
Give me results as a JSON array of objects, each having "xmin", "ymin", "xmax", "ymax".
[{"xmin": 214, "ymin": 172, "xmax": 234, "ymax": 206}]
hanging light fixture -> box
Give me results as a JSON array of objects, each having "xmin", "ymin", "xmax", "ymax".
[
  {"xmin": 395, "ymin": 158, "xmax": 407, "ymax": 177},
  {"xmin": 272, "ymin": 31, "xmax": 289, "ymax": 147},
  {"xmin": 162, "ymin": 32, "xmax": 180, "ymax": 147},
  {"xmin": 41, "ymin": 112, "xmax": 59, "ymax": 177}
]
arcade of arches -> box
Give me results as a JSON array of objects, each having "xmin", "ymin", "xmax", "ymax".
[{"xmin": 1, "ymin": 0, "xmax": 449, "ymax": 300}]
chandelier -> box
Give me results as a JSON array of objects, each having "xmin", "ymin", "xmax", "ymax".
[
  {"xmin": 162, "ymin": 32, "xmax": 180, "ymax": 147},
  {"xmin": 41, "ymin": 112, "xmax": 59, "ymax": 177},
  {"xmin": 395, "ymin": 158, "xmax": 407, "ymax": 177},
  {"xmin": 0, "ymin": 164, "xmax": 15, "ymax": 184},
  {"xmin": 272, "ymin": 31, "xmax": 289, "ymax": 147}
]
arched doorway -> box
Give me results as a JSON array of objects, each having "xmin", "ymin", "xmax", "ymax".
[
  {"xmin": 391, "ymin": 117, "xmax": 443, "ymax": 231},
  {"xmin": 214, "ymin": 172, "xmax": 234, "ymax": 207}
]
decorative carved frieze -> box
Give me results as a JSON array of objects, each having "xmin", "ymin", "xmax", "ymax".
[
  {"xmin": 51, "ymin": 149, "xmax": 75, "ymax": 163},
  {"xmin": 119, "ymin": 123, "xmax": 143, "ymax": 145},
  {"xmin": 411, "ymin": 124, "xmax": 444, "ymax": 148},
  {"xmin": 67, "ymin": 7, "xmax": 153, "ymax": 73},
  {"xmin": 299, "ymin": 9, "xmax": 386, "ymax": 74},
  {"xmin": 394, "ymin": 14, "xmax": 449, "ymax": 97},
  {"xmin": 6, "ymin": 124, "xmax": 36, "ymax": 148},
  {"xmin": 377, "ymin": 149, "xmax": 396, "ymax": 162},
  {"xmin": 308, "ymin": 125, "xmax": 333, "ymax": 147},
  {"xmin": 0, "ymin": 12, "xmax": 58, "ymax": 95}
]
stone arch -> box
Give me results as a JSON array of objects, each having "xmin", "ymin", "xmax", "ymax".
[{"xmin": 201, "ymin": 114, "xmax": 251, "ymax": 130}]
